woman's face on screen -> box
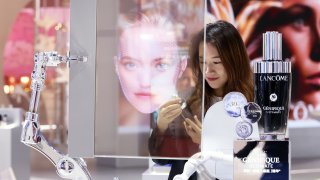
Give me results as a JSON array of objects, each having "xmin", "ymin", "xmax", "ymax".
[
  {"xmin": 116, "ymin": 26, "xmax": 186, "ymax": 113},
  {"xmin": 277, "ymin": 0, "xmax": 320, "ymax": 106}
]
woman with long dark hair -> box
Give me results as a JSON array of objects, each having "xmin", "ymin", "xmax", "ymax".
[{"xmin": 149, "ymin": 20, "xmax": 253, "ymax": 180}]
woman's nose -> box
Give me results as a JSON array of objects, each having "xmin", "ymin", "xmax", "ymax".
[
  {"xmin": 205, "ymin": 63, "xmax": 215, "ymax": 74},
  {"xmin": 139, "ymin": 70, "xmax": 151, "ymax": 88}
]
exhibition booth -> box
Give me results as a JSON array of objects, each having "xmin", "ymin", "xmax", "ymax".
[{"xmin": 1, "ymin": 0, "xmax": 320, "ymax": 180}]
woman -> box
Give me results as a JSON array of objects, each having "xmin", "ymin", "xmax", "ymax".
[{"xmin": 149, "ymin": 20, "xmax": 253, "ymax": 180}]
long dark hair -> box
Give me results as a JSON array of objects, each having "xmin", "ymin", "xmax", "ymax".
[{"xmin": 187, "ymin": 20, "xmax": 254, "ymax": 116}]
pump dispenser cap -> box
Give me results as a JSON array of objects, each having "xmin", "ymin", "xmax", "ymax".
[
  {"xmin": 254, "ymin": 31, "xmax": 291, "ymax": 74},
  {"xmin": 263, "ymin": 31, "xmax": 282, "ymax": 60}
]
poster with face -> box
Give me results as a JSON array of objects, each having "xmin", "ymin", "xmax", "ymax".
[
  {"xmin": 207, "ymin": 0, "xmax": 320, "ymax": 120},
  {"xmin": 95, "ymin": 0, "xmax": 204, "ymax": 157}
]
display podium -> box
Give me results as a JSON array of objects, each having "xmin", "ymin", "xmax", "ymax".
[{"xmin": 234, "ymin": 140, "xmax": 290, "ymax": 180}]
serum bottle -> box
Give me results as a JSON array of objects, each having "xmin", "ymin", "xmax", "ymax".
[{"xmin": 254, "ymin": 31, "xmax": 292, "ymax": 140}]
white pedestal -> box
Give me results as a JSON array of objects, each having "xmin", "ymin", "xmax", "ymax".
[
  {"xmin": 0, "ymin": 125, "xmax": 30, "ymax": 180},
  {"xmin": 234, "ymin": 140, "xmax": 290, "ymax": 180}
]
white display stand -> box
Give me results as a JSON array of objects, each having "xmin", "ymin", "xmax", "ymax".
[
  {"xmin": 200, "ymin": 101, "xmax": 259, "ymax": 179},
  {"xmin": 0, "ymin": 108, "xmax": 30, "ymax": 180}
]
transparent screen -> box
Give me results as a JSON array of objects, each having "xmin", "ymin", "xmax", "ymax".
[{"xmin": 95, "ymin": 0, "xmax": 205, "ymax": 158}]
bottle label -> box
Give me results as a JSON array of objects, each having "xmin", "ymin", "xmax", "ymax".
[
  {"xmin": 259, "ymin": 75, "xmax": 289, "ymax": 82},
  {"xmin": 254, "ymin": 73, "xmax": 291, "ymax": 133}
]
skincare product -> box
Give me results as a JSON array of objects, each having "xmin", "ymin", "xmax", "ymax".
[{"xmin": 254, "ymin": 31, "xmax": 291, "ymax": 140}]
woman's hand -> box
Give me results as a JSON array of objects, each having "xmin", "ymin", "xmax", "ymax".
[
  {"xmin": 184, "ymin": 115, "xmax": 202, "ymax": 144},
  {"xmin": 157, "ymin": 98, "xmax": 182, "ymax": 133}
]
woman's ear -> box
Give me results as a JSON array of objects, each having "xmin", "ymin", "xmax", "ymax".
[
  {"xmin": 114, "ymin": 56, "xmax": 119, "ymax": 76},
  {"xmin": 178, "ymin": 55, "xmax": 188, "ymax": 78}
]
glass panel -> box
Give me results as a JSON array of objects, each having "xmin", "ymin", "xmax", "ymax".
[{"xmin": 95, "ymin": 0, "xmax": 205, "ymax": 158}]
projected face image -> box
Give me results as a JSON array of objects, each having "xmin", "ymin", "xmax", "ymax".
[
  {"xmin": 277, "ymin": 0, "xmax": 320, "ymax": 107},
  {"xmin": 116, "ymin": 25, "xmax": 186, "ymax": 114}
]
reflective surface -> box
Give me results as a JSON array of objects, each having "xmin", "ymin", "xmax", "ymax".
[{"xmin": 95, "ymin": 0, "xmax": 204, "ymax": 158}]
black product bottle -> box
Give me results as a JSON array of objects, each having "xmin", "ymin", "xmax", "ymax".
[{"xmin": 254, "ymin": 31, "xmax": 291, "ymax": 140}]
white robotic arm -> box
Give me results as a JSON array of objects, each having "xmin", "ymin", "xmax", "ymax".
[
  {"xmin": 173, "ymin": 151, "xmax": 233, "ymax": 180},
  {"xmin": 20, "ymin": 52, "xmax": 92, "ymax": 180}
]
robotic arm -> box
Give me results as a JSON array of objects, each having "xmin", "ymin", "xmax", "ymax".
[
  {"xmin": 20, "ymin": 52, "xmax": 92, "ymax": 180},
  {"xmin": 173, "ymin": 151, "xmax": 233, "ymax": 180}
]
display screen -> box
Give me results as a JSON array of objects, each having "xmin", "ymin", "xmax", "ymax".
[{"xmin": 95, "ymin": 0, "xmax": 205, "ymax": 158}]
